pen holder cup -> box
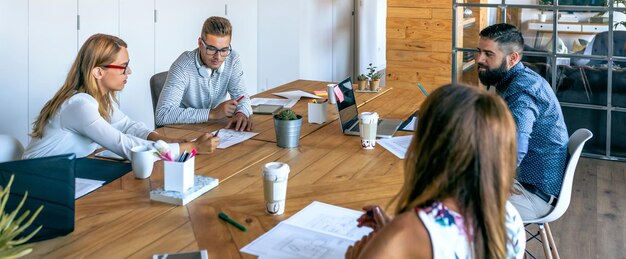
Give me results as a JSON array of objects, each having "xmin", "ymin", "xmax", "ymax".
[
  {"xmin": 164, "ymin": 156, "xmax": 195, "ymax": 193},
  {"xmin": 307, "ymin": 102, "xmax": 328, "ymax": 124}
]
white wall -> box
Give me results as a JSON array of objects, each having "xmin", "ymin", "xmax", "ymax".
[
  {"xmin": 258, "ymin": 0, "xmax": 355, "ymax": 91},
  {"xmin": 0, "ymin": 0, "xmax": 358, "ymax": 147},
  {"xmin": 0, "ymin": 0, "xmax": 29, "ymax": 145},
  {"xmin": 356, "ymin": 0, "xmax": 386, "ymax": 76}
]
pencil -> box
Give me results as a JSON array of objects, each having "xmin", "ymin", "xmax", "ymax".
[
  {"xmin": 417, "ymin": 83, "xmax": 429, "ymax": 97},
  {"xmin": 235, "ymin": 95, "xmax": 245, "ymax": 102},
  {"xmin": 218, "ymin": 212, "xmax": 247, "ymax": 232}
]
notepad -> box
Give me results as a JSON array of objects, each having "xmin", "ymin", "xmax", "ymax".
[{"xmin": 241, "ymin": 201, "xmax": 372, "ymax": 258}]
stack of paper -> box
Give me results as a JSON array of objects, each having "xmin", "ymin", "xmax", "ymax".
[
  {"xmin": 273, "ymin": 90, "xmax": 322, "ymax": 100},
  {"xmin": 251, "ymin": 98, "xmax": 299, "ymax": 109},
  {"xmin": 75, "ymin": 178, "xmax": 105, "ymax": 199},
  {"xmin": 241, "ymin": 201, "xmax": 372, "ymax": 258}
]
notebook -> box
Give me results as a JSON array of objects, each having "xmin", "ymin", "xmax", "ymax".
[{"xmin": 335, "ymin": 77, "xmax": 402, "ymax": 138}]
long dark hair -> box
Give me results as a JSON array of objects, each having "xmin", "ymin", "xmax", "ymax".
[{"xmin": 393, "ymin": 83, "xmax": 517, "ymax": 258}]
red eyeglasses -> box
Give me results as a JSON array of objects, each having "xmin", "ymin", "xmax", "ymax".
[{"xmin": 103, "ymin": 60, "xmax": 130, "ymax": 74}]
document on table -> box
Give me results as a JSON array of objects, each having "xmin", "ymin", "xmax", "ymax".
[
  {"xmin": 241, "ymin": 201, "xmax": 372, "ymax": 259},
  {"xmin": 211, "ymin": 128, "xmax": 258, "ymax": 149},
  {"xmin": 273, "ymin": 90, "xmax": 322, "ymax": 100},
  {"xmin": 251, "ymin": 98, "xmax": 299, "ymax": 109},
  {"xmin": 75, "ymin": 178, "xmax": 105, "ymax": 199},
  {"xmin": 378, "ymin": 135, "xmax": 413, "ymax": 159}
]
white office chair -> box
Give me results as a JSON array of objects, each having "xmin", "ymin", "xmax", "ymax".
[
  {"xmin": 0, "ymin": 135, "xmax": 25, "ymax": 163},
  {"xmin": 524, "ymin": 128, "xmax": 593, "ymax": 259}
]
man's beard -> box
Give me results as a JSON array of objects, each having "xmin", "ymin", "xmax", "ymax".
[{"xmin": 478, "ymin": 59, "xmax": 508, "ymax": 86}]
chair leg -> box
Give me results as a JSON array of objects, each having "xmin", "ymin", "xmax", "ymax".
[
  {"xmin": 544, "ymin": 223, "xmax": 560, "ymax": 259},
  {"xmin": 538, "ymin": 224, "xmax": 553, "ymax": 259}
]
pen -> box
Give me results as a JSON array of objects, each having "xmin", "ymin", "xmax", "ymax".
[
  {"xmin": 189, "ymin": 149, "xmax": 197, "ymax": 159},
  {"xmin": 235, "ymin": 95, "xmax": 245, "ymax": 103},
  {"xmin": 178, "ymin": 150, "xmax": 188, "ymax": 162},
  {"xmin": 417, "ymin": 83, "xmax": 429, "ymax": 97},
  {"xmin": 218, "ymin": 212, "xmax": 247, "ymax": 232},
  {"xmin": 214, "ymin": 129, "xmax": 221, "ymax": 137}
]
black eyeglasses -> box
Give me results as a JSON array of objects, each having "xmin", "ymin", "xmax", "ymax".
[
  {"xmin": 103, "ymin": 60, "xmax": 130, "ymax": 75},
  {"xmin": 200, "ymin": 38, "xmax": 232, "ymax": 57}
]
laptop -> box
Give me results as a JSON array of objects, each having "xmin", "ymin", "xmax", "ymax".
[
  {"xmin": 335, "ymin": 77, "xmax": 402, "ymax": 138},
  {"xmin": 0, "ymin": 154, "xmax": 76, "ymax": 242}
]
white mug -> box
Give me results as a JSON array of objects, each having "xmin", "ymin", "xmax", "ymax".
[
  {"xmin": 130, "ymin": 146, "xmax": 156, "ymax": 179},
  {"xmin": 262, "ymin": 162, "xmax": 290, "ymax": 215}
]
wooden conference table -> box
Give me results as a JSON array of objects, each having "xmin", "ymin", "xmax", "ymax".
[{"xmin": 31, "ymin": 80, "xmax": 425, "ymax": 258}]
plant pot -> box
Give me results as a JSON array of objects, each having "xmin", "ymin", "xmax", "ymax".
[
  {"xmin": 273, "ymin": 115, "xmax": 303, "ymax": 148},
  {"xmin": 357, "ymin": 80, "xmax": 368, "ymax": 90},
  {"xmin": 539, "ymin": 13, "xmax": 547, "ymax": 22},
  {"xmin": 369, "ymin": 79, "xmax": 380, "ymax": 91}
]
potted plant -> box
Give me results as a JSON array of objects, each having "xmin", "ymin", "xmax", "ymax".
[
  {"xmin": 367, "ymin": 63, "xmax": 383, "ymax": 91},
  {"xmin": 0, "ymin": 175, "xmax": 43, "ymax": 258},
  {"xmin": 537, "ymin": 0, "xmax": 552, "ymax": 22},
  {"xmin": 357, "ymin": 74, "xmax": 368, "ymax": 90},
  {"xmin": 273, "ymin": 109, "xmax": 302, "ymax": 148}
]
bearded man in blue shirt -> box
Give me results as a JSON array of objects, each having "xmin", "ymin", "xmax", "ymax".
[{"xmin": 476, "ymin": 23, "xmax": 569, "ymax": 220}]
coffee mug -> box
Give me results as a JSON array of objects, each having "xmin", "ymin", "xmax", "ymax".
[{"xmin": 130, "ymin": 146, "xmax": 156, "ymax": 179}]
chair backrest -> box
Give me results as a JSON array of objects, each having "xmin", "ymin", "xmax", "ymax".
[
  {"xmin": 0, "ymin": 135, "xmax": 24, "ymax": 163},
  {"xmin": 529, "ymin": 128, "xmax": 593, "ymax": 223},
  {"xmin": 150, "ymin": 71, "xmax": 169, "ymax": 114}
]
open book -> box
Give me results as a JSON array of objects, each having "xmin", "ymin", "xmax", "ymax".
[{"xmin": 241, "ymin": 201, "xmax": 373, "ymax": 258}]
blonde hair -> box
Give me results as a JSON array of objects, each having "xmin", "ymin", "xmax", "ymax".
[
  {"xmin": 31, "ymin": 34, "xmax": 127, "ymax": 138},
  {"xmin": 201, "ymin": 16, "xmax": 232, "ymax": 38},
  {"xmin": 393, "ymin": 83, "xmax": 517, "ymax": 258}
]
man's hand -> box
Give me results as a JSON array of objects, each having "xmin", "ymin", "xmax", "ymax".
[
  {"xmin": 209, "ymin": 100, "xmax": 238, "ymax": 120},
  {"xmin": 226, "ymin": 112, "xmax": 253, "ymax": 131}
]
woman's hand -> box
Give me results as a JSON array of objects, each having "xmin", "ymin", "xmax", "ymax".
[
  {"xmin": 345, "ymin": 232, "xmax": 374, "ymax": 259},
  {"xmin": 193, "ymin": 133, "xmax": 220, "ymax": 154},
  {"xmin": 356, "ymin": 205, "xmax": 391, "ymax": 231}
]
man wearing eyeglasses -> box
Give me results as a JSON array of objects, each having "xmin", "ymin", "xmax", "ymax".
[{"xmin": 155, "ymin": 16, "xmax": 253, "ymax": 131}]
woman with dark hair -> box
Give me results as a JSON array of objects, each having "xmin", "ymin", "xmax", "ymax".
[{"xmin": 346, "ymin": 84, "xmax": 525, "ymax": 258}]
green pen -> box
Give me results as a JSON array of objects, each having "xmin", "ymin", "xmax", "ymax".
[{"xmin": 218, "ymin": 212, "xmax": 247, "ymax": 232}]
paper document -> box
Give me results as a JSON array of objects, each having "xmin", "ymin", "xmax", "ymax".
[
  {"xmin": 75, "ymin": 178, "xmax": 105, "ymax": 199},
  {"xmin": 251, "ymin": 98, "xmax": 299, "ymax": 109},
  {"xmin": 273, "ymin": 90, "xmax": 321, "ymax": 100},
  {"xmin": 378, "ymin": 135, "xmax": 413, "ymax": 159},
  {"xmin": 211, "ymin": 129, "xmax": 258, "ymax": 149},
  {"xmin": 402, "ymin": 116, "xmax": 417, "ymax": 131},
  {"xmin": 241, "ymin": 201, "xmax": 372, "ymax": 258}
]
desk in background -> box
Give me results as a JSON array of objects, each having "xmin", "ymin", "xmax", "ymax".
[{"xmin": 527, "ymin": 19, "xmax": 608, "ymax": 48}]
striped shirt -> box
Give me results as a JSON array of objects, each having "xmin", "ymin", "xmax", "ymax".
[
  {"xmin": 155, "ymin": 48, "xmax": 252, "ymax": 126},
  {"xmin": 495, "ymin": 62, "xmax": 569, "ymax": 196}
]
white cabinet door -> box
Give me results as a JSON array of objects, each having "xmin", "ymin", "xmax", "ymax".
[
  {"xmin": 226, "ymin": 0, "xmax": 258, "ymax": 95},
  {"xmin": 258, "ymin": 0, "xmax": 301, "ymax": 91},
  {"xmin": 0, "ymin": 0, "xmax": 29, "ymax": 144},
  {"xmin": 28, "ymin": 0, "xmax": 78, "ymax": 133},
  {"xmin": 332, "ymin": 0, "xmax": 354, "ymax": 82},
  {"xmin": 119, "ymin": 0, "xmax": 156, "ymax": 129},
  {"xmin": 299, "ymin": 0, "xmax": 333, "ymax": 82},
  {"xmin": 155, "ymin": 0, "xmax": 227, "ymax": 73},
  {"xmin": 78, "ymin": 0, "xmax": 120, "ymax": 45}
]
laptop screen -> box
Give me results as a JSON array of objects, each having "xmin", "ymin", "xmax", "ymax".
[{"xmin": 336, "ymin": 77, "xmax": 359, "ymax": 131}]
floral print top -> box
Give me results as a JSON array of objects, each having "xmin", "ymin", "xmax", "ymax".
[{"xmin": 415, "ymin": 201, "xmax": 525, "ymax": 259}]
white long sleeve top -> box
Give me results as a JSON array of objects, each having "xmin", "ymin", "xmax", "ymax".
[{"xmin": 23, "ymin": 93, "xmax": 177, "ymax": 160}]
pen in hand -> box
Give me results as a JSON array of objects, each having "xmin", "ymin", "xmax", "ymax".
[
  {"xmin": 235, "ymin": 95, "xmax": 245, "ymax": 103},
  {"xmin": 218, "ymin": 212, "xmax": 247, "ymax": 232},
  {"xmin": 214, "ymin": 129, "xmax": 221, "ymax": 137}
]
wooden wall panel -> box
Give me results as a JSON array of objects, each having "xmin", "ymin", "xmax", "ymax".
[{"xmin": 386, "ymin": 0, "xmax": 452, "ymax": 91}]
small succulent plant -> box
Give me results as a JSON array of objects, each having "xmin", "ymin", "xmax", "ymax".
[
  {"xmin": 275, "ymin": 109, "xmax": 299, "ymax": 120},
  {"xmin": 367, "ymin": 63, "xmax": 383, "ymax": 81},
  {"xmin": 357, "ymin": 74, "xmax": 369, "ymax": 81},
  {"xmin": 0, "ymin": 175, "xmax": 43, "ymax": 258}
]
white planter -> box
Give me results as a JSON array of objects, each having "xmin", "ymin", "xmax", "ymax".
[{"xmin": 539, "ymin": 13, "xmax": 547, "ymax": 22}]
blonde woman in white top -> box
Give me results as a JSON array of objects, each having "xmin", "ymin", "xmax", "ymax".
[{"xmin": 24, "ymin": 34, "xmax": 219, "ymax": 160}]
